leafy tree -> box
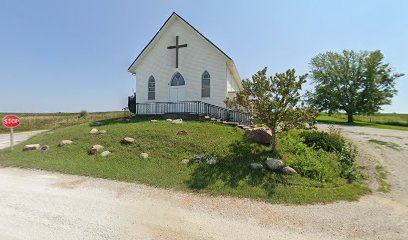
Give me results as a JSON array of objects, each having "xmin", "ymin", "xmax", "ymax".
[
  {"xmin": 226, "ymin": 67, "xmax": 317, "ymax": 152},
  {"xmin": 78, "ymin": 110, "xmax": 88, "ymax": 119},
  {"xmin": 308, "ymin": 50, "xmax": 404, "ymax": 123}
]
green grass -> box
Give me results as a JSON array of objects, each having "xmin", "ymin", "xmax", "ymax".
[
  {"xmin": 368, "ymin": 139, "xmax": 400, "ymax": 150},
  {"xmin": 0, "ymin": 117, "xmax": 369, "ymax": 204},
  {"xmin": 317, "ymin": 113, "xmax": 408, "ymax": 131},
  {"xmin": 375, "ymin": 165, "xmax": 391, "ymax": 193},
  {"xmin": 0, "ymin": 111, "xmax": 129, "ymax": 134}
]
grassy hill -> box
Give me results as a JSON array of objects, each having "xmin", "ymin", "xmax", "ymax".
[{"xmin": 0, "ymin": 117, "xmax": 369, "ymax": 204}]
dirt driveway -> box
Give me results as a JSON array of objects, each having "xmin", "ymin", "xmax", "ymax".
[
  {"xmin": 318, "ymin": 124, "xmax": 408, "ymax": 207},
  {"xmin": 0, "ymin": 127, "xmax": 407, "ymax": 240}
]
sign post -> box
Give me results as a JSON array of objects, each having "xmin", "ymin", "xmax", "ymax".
[
  {"xmin": 2, "ymin": 115, "xmax": 21, "ymax": 151},
  {"xmin": 10, "ymin": 128, "xmax": 14, "ymax": 150}
]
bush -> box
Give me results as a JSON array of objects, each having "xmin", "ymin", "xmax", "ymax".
[
  {"xmin": 339, "ymin": 143, "xmax": 358, "ymax": 182},
  {"xmin": 78, "ymin": 110, "xmax": 88, "ymax": 119},
  {"xmin": 300, "ymin": 130, "xmax": 344, "ymax": 152},
  {"xmin": 288, "ymin": 148, "xmax": 341, "ymax": 183},
  {"xmin": 278, "ymin": 131, "xmax": 342, "ymax": 182}
]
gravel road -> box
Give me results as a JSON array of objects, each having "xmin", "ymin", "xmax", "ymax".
[
  {"xmin": 0, "ymin": 130, "xmax": 48, "ymax": 149},
  {"xmin": 0, "ymin": 126, "xmax": 407, "ymax": 240}
]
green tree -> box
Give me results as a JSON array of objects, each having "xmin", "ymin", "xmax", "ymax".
[
  {"xmin": 78, "ymin": 110, "xmax": 88, "ymax": 119},
  {"xmin": 226, "ymin": 67, "xmax": 317, "ymax": 152},
  {"xmin": 308, "ymin": 50, "xmax": 404, "ymax": 123}
]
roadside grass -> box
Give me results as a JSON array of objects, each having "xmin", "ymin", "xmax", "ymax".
[
  {"xmin": 0, "ymin": 118, "xmax": 369, "ymax": 204},
  {"xmin": 317, "ymin": 113, "xmax": 408, "ymax": 131},
  {"xmin": 0, "ymin": 111, "xmax": 129, "ymax": 134},
  {"xmin": 368, "ymin": 139, "xmax": 400, "ymax": 151},
  {"xmin": 375, "ymin": 165, "xmax": 391, "ymax": 193}
]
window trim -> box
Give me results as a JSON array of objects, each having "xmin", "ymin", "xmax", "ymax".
[
  {"xmin": 148, "ymin": 75, "xmax": 155, "ymax": 100},
  {"xmin": 170, "ymin": 72, "xmax": 185, "ymax": 86},
  {"xmin": 201, "ymin": 71, "xmax": 211, "ymax": 98}
]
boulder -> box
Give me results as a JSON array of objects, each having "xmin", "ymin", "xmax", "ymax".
[
  {"xmin": 282, "ymin": 166, "xmax": 297, "ymax": 175},
  {"xmin": 115, "ymin": 118, "xmax": 125, "ymax": 122},
  {"xmin": 23, "ymin": 144, "xmax": 41, "ymax": 151},
  {"xmin": 250, "ymin": 163, "xmax": 263, "ymax": 169},
  {"xmin": 101, "ymin": 151, "xmax": 111, "ymax": 157},
  {"xmin": 206, "ymin": 156, "xmax": 217, "ymax": 165},
  {"xmin": 99, "ymin": 130, "xmax": 107, "ymax": 134},
  {"xmin": 150, "ymin": 120, "xmax": 158, "ymax": 122},
  {"xmin": 191, "ymin": 155, "xmax": 202, "ymax": 163},
  {"xmin": 121, "ymin": 137, "xmax": 135, "ymax": 145},
  {"xmin": 245, "ymin": 127, "xmax": 272, "ymax": 144},
  {"xmin": 40, "ymin": 145, "xmax": 50, "ymax": 151},
  {"xmin": 90, "ymin": 144, "xmax": 104, "ymax": 154},
  {"xmin": 210, "ymin": 118, "xmax": 216, "ymax": 121},
  {"xmin": 265, "ymin": 158, "xmax": 284, "ymax": 170},
  {"xmin": 89, "ymin": 128, "xmax": 98, "ymax": 134},
  {"xmin": 177, "ymin": 130, "xmax": 188, "ymax": 135},
  {"xmin": 140, "ymin": 153, "xmax": 149, "ymax": 159},
  {"xmin": 90, "ymin": 121, "xmax": 103, "ymax": 126},
  {"xmin": 59, "ymin": 140, "xmax": 73, "ymax": 146},
  {"xmin": 172, "ymin": 119, "xmax": 183, "ymax": 124},
  {"xmin": 180, "ymin": 159, "xmax": 190, "ymax": 165},
  {"xmin": 204, "ymin": 116, "xmax": 210, "ymax": 119}
]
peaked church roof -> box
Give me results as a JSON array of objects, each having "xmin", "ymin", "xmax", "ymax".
[{"xmin": 128, "ymin": 12, "xmax": 242, "ymax": 89}]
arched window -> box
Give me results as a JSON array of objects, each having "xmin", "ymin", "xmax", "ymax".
[
  {"xmin": 201, "ymin": 71, "xmax": 210, "ymax": 98},
  {"xmin": 170, "ymin": 72, "xmax": 185, "ymax": 86},
  {"xmin": 148, "ymin": 75, "xmax": 155, "ymax": 100}
]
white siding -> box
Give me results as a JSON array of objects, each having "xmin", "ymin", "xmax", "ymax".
[
  {"xmin": 134, "ymin": 18, "xmax": 229, "ymax": 107},
  {"xmin": 226, "ymin": 68, "xmax": 240, "ymax": 93}
]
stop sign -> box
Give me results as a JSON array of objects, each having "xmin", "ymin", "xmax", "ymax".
[{"xmin": 2, "ymin": 115, "xmax": 21, "ymax": 128}]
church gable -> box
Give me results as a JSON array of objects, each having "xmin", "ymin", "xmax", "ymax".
[
  {"xmin": 129, "ymin": 12, "xmax": 242, "ymax": 107},
  {"xmin": 128, "ymin": 12, "xmax": 233, "ymax": 72}
]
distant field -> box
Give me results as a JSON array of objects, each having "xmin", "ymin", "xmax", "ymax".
[
  {"xmin": 0, "ymin": 112, "xmax": 130, "ymax": 133},
  {"xmin": 317, "ymin": 113, "xmax": 408, "ymax": 131}
]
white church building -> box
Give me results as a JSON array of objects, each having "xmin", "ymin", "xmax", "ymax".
[{"xmin": 128, "ymin": 12, "xmax": 248, "ymax": 122}]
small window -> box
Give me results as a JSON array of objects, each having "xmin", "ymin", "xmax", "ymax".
[
  {"xmin": 171, "ymin": 72, "xmax": 185, "ymax": 86},
  {"xmin": 148, "ymin": 76, "xmax": 155, "ymax": 100},
  {"xmin": 202, "ymin": 71, "xmax": 210, "ymax": 98}
]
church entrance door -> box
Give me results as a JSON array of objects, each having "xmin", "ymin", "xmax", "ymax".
[
  {"xmin": 169, "ymin": 86, "xmax": 186, "ymax": 102},
  {"xmin": 169, "ymin": 72, "xmax": 186, "ymax": 102}
]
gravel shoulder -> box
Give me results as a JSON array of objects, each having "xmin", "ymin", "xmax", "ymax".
[
  {"xmin": 0, "ymin": 130, "xmax": 48, "ymax": 149},
  {"xmin": 0, "ymin": 127, "xmax": 407, "ymax": 240}
]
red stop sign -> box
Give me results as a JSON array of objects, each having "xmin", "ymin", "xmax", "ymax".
[{"xmin": 2, "ymin": 115, "xmax": 21, "ymax": 128}]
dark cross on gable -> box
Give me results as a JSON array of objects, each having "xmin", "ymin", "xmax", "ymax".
[{"xmin": 167, "ymin": 36, "xmax": 187, "ymax": 68}]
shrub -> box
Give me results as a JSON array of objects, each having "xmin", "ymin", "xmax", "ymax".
[
  {"xmin": 339, "ymin": 143, "xmax": 358, "ymax": 182},
  {"xmin": 277, "ymin": 130, "xmax": 307, "ymax": 155},
  {"xmin": 78, "ymin": 110, "xmax": 88, "ymax": 119},
  {"xmin": 288, "ymin": 148, "xmax": 341, "ymax": 183},
  {"xmin": 278, "ymin": 131, "xmax": 342, "ymax": 182},
  {"xmin": 300, "ymin": 130, "xmax": 344, "ymax": 152}
]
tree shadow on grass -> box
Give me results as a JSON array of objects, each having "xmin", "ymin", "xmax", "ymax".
[{"xmin": 186, "ymin": 136, "xmax": 288, "ymax": 197}]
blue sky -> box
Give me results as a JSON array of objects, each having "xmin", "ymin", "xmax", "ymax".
[{"xmin": 0, "ymin": 0, "xmax": 407, "ymax": 113}]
